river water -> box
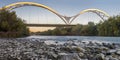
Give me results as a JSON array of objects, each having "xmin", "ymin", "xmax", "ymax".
[{"xmin": 25, "ymin": 35, "xmax": 120, "ymax": 43}]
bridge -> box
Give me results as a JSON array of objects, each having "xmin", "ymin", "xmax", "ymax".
[
  {"xmin": 26, "ymin": 24, "xmax": 76, "ymax": 27},
  {"xmin": 0, "ymin": 2, "xmax": 110, "ymax": 27}
]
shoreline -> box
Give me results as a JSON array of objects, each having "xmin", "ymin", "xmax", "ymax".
[
  {"xmin": 30, "ymin": 34, "xmax": 120, "ymax": 37},
  {"xmin": 0, "ymin": 38, "xmax": 120, "ymax": 60}
]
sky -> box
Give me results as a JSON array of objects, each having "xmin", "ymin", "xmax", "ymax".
[{"xmin": 0, "ymin": 0, "xmax": 120, "ymax": 24}]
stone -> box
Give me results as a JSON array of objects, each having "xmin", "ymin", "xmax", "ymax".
[{"xmin": 116, "ymin": 49, "xmax": 120, "ymax": 55}]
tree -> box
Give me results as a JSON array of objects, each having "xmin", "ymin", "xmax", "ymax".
[
  {"xmin": 0, "ymin": 9, "xmax": 29, "ymax": 38},
  {"xmin": 52, "ymin": 27, "xmax": 61, "ymax": 35},
  {"xmin": 87, "ymin": 22, "xmax": 98, "ymax": 36},
  {"xmin": 97, "ymin": 15, "xmax": 120, "ymax": 36},
  {"xmin": 71, "ymin": 24, "xmax": 82, "ymax": 35},
  {"xmin": 80, "ymin": 22, "xmax": 97, "ymax": 36}
]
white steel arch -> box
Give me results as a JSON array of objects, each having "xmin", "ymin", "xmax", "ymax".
[
  {"xmin": 0, "ymin": 2, "xmax": 110, "ymax": 24},
  {"xmin": 0, "ymin": 2, "xmax": 68, "ymax": 24},
  {"xmin": 69, "ymin": 8, "xmax": 110, "ymax": 24}
]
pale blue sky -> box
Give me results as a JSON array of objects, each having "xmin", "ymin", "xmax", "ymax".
[{"xmin": 0, "ymin": 0, "xmax": 120, "ymax": 24}]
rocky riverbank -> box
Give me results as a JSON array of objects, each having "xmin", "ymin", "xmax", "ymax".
[{"xmin": 0, "ymin": 38, "xmax": 120, "ymax": 60}]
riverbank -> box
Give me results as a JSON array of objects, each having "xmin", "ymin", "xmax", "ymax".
[{"xmin": 0, "ymin": 38, "xmax": 120, "ymax": 60}]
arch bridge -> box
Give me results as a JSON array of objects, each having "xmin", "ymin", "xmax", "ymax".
[{"xmin": 0, "ymin": 2, "xmax": 110, "ymax": 26}]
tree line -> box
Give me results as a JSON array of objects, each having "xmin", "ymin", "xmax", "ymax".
[
  {"xmin": 36, "ymin": 15, "xmax": 120, "ymax": 36},
  {"xmin": 0, "ymin": 9, "xmax": 29, "ymax": 38}
]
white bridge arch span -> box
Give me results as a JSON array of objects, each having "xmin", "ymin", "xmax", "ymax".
[
  {"xmin": 0, "ymin": 2, "xmax": 110, "ymax": 24},
  {"xmin": 0, "ymin": 2, "xmax": 68, "ymax": 24},
  {"xmin": 69, "ymin": 8, "xmax": 110, "ymax": 24}
]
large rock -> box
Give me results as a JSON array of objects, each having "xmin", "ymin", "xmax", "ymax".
[
  {"xmin": 116, "ymin": 49, "xmax": 120, "ymax": 55},
  {"xmin": 93, "ymin": 53, "xmax": 105, "ymax": 60}
]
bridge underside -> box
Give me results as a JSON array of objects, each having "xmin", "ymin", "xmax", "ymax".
[{"xmin": 26, "ymin": 24, "xmax": 76, "ymax": 27}]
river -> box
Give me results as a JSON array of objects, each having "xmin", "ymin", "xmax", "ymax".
[{"xmin": 25, "ymin": 35, "xmax": 120, "ymax": 43}]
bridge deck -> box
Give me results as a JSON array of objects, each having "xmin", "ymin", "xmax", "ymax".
[{"xmin": 26, "ymin": 24, "xmax": 76, "ymax": 27}]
